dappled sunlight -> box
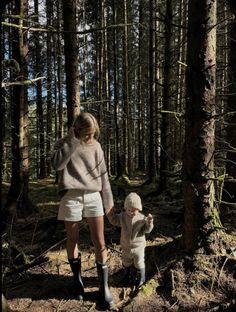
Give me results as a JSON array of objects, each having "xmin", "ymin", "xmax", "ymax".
[{"xmin": 36, "ymin": 202, "xmax": 60, "ymax": 207}]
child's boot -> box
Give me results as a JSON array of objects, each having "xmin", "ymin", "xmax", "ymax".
[
  {"xmin": 96, "ymin": 262, "xmax": 115, "ymax": 308},
  {"xmin": 68, "ymin": 254, "xmax": 84, "ymax": 300},
  {"xmin": 135, "ymin": 267, "xmax": 145, "ymax": 290}
]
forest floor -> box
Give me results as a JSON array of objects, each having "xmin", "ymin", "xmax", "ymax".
[{"xmin": 2, "ymin": 176, "xmax": 236, "ymax": 312}]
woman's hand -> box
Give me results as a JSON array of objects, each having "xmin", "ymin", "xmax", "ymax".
[{"xmin": 105, "ymin": 207, "xmax": 113, "ymax": 215}]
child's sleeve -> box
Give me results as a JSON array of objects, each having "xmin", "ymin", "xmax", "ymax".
[{"xmin": 144, "ymin": 218, "xmax": 154, "ymax": 233}]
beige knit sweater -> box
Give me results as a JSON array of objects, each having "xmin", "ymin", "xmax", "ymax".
[{"xmin": 51, "ymin": 136, "xmax": 114, "ymax": 209}]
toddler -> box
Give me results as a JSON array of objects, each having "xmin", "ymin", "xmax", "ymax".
[{"xmin": 107, "ymin": 192, "xmax": 153, "ymax": 289}]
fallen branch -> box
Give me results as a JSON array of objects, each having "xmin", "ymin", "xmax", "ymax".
[
  {"xmin": 3, "ymin": 237, "xmax": 66, "ymax": 277},
  {"xmin": 4, "ymin": 255, "xmax": 49, "ymax": 276},
  {"xmin": 108, "ymin": 246, "xmax": 122, "ymax": 255}
]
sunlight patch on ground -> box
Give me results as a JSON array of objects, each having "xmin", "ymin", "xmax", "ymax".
[{"xmin": 36, "ymin": 202, "xmax": 60, "ymax": 207}]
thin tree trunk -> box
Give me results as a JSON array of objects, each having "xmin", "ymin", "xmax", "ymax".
[
  {"xmin": 103, "ymin": 4, "xmax": 112, "ymax": 175},
  {"xmin": 62, "ymin": 0, "xmax": 80, "ymax": 128},
  {"xmin": 46, "ymin": 0, "xmax": 52, "ymax": 175},
  {"xmin": 34, "ymin": 0, "xmax": 46, "ymax": 179},
  {"xmin": 137, "ymin": 1, "xmax": 145, "ymax": 171},
  {"xmin": 0, "ymin": 2, "xmax": 6, "ymax": 211},
  {"xmin": 7, "ymin": 0, "xmax": 31, "ymax": 217},
  {"xmin": 148, "ymin": 0, "xmax": 157, "ymax": 183},
  {"xmin": 158, "ymin": 0, "xmax": 173, "ymax": 192},
  {"xmin": 112, "ymin": 0, "xmax": 122, "ymax": 178},
  {"xmin": 122, "ymin": 0, "xmax": 129, "ymax": 177},
  {"xmin": 176, "ymin": 0, "xmax": 186, "ymax": 161},
  {"xmin": 57, "ymin": 0, "xmax": 63, "ymax": 139},
  {"xmin": 224, "ymin": 0, "xmax": 236, "ymax": 202}
]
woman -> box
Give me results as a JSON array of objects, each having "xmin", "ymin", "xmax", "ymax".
[{"xmin": 51, "ymin": 112, "xmax": 114, "ymax": 308}]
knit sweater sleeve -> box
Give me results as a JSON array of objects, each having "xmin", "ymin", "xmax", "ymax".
[
  {"xmin": 50, "ymin": 136, "xmax": 79, "ymax": 171},
  {"xmin": 106, "ymin": 208, "xmax": 121, "ymax": 227},
  {"xmin": 144, "ymin": 219, "xmax": 154, "ymax": 234},
  {"xmin": 99, "ymin": 147, "xmax": 114, "ymax": 209}
]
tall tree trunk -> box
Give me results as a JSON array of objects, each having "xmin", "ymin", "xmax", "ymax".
[
  {"xmin": 183, "ymin": 0, "xmax": 217, "ymax": 253},
  {"xmin": 137, "ymin": 1, "xmax": 145, "ymax": 171},
  {"xmin": 158, "ymin": 0, "xmax": 173, "ymax": 192},
  {"xmin": 122, "ymin": 0, "xmax": 129, "ymax": 177},
  {"xmin": 62, "ymin": 0, "xmax": 80, "ymax": 128},
  {"xmin": 34, "ymin": 0, "xmax": 46, "ymax": 179},
  {"xmin": 46, "ymin": 0, "xmax": 52, "ymax": 175},
  {"xmin": 82, "ymin": 0, "xmax": 88, "ymax": 102},
  {"xmin": 0, "ymin": 2, "xmax": 6, "ymax": 211},
  {"xmin": 176, "ymin": 0, "xmax": 186, "ymax": 161},
  {"xmin": 7, "ymin": 0, "xmax": 31, "ymax": 217},
  {"xmin": 155, "ymin": 1, "xmax": 162, "ymax": 175},
  {"xmin": 223, "ymin": 0, "xmax": 236, "ymax": 202},
  {"xmin": 148, "ymin": 0, "xmax": 157, "ymax": 183},
  {"xmin": 112, "ymin": 0, "xmax": 122, "ymax": 178},
  {"xmin": 98, "ymin": 0, "xmax": 105, "ymax": 145},
  {"xmin": 103, "ymin": 4, "xmax": 112, "ymax": 175},
  {"xmin": 57, "ymin": 0, "xmax": 63, "ymax": 139}
]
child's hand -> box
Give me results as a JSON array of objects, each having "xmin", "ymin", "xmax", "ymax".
[{"xmin": 146, "ymin": 213, "xmax": 153, "ymax": 223}]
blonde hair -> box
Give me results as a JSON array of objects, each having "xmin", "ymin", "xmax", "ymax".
[{"xmin": 73, "ymin": 112, "xmax": 100, "ymax": 138}]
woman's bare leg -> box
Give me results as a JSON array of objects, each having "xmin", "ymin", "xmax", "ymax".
[
  {"xmin": 86, "ymin": 216, "xmax": 107, "ymax": 263},
  {"xmin": 65, "ymin": 221, "xmax": 84, "ymax": 299},
  {"xmin": 64, "ymin": 221, "xmax": 79, "ymax": 259}
]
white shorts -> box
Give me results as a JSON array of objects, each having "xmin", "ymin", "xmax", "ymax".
[{"xmin": 58, "ymin": 189, "xmax": 104, "ymax": 221}]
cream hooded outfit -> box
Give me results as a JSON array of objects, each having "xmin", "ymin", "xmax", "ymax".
[{"xmin": 107, "ymin": 193, "xmax": 153, "ymax": 269}]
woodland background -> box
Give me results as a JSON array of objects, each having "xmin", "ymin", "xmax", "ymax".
[{"xmin": 1, "ymin": 0, "xmax": 236, "ymax": 311}]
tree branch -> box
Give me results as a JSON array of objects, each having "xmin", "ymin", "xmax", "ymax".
[{"xmin": 2, "ymin": 76, "xmax": 46, "ymax": 88}]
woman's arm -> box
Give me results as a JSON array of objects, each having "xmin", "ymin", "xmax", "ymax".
[
  {"xmin": 99, "ymin": 147, "xmax": 114, "ymax": 210},
  {"xmin": 106, "ymin": 208, "xmax": 121, "ymax": 227},
  {"xmin": 50, "ymin": 131, "xmax": 79, "ymax": 171}
]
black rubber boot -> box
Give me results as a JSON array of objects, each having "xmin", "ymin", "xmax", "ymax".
[
  {"xmin": 135, "ymin": 267, "xmax": 145, "ymax": 290},
  {"xmin": 96, "ymin": 262, "xmax": 115, "ymax": 308},
  {"xmin": 68, "ymin": 255, "xmax": 84, "ymax": 300}
]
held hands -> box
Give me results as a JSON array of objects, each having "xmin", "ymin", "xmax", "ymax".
[
  {"xmin": 145, "ymin": 213, "xmax": 153, "ymax": 223},
  {"xmin": 105, "ymin": 207, "xmax": 113, "ymax": 215}
]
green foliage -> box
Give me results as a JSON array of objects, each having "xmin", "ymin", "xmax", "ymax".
[
  {"xmin": 139, "ymin": 279, "xmax": 157, "ymax": 297},
  {"xmin": 114, "ymin": 174, "xmax": 131, "ymax": 185},
  {"xmin": 2, "ymin": 59, "xmax": 20, "ymax": 73}
]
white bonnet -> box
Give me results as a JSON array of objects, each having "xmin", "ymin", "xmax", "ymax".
[{"xmin": 124, "ymin": 192, "xmax": 142, "ymax": 211}]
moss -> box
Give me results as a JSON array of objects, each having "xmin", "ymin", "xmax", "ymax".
[
  {"xmin": 139, "ymin": 279, "xmax": 157, "ymax": 297},
  {"xmin": 114, "ymin": 174, "xmax": 131, "ymax": 185},
  {"xmin": 2, "ymin": 59, "xmax": 20, "ymax": 73}
]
